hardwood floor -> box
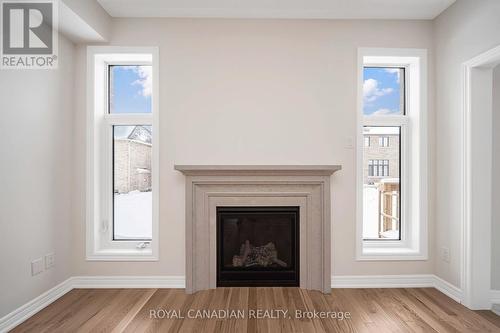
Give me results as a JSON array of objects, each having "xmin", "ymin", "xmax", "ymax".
[{"xmin": 11, "ymin": 288, "xmax": 500, "ymax": 332}]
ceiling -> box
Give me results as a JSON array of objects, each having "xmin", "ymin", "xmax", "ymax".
[{"xmin": 97, "ymin": 0, "xmax": 455, "ymax": 19}]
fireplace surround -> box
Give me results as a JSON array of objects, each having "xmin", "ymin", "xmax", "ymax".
[{"xmin": 175, "ymin": 165, "xmax": 341, "ymax": 294}]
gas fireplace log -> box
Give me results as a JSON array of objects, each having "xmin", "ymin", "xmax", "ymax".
[
  {"xmin": 231, "ymin": 240, "xmax": 287, "ymax": 268},
  {"xmin": 271, "ymin": 258, "xmax": 287, "ymax": 267},
  {"xmin": 242, "ymin": 240, "xmax": 251, "ymax": 263}
]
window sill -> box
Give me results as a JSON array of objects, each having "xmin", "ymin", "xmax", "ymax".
[
  {"xmin": 86, "ymin": 248, "xmax": 158, "ymax": 261},
  {"xmin": 357, "ymin": 245, "xmax": 428, "ymax": 261}
]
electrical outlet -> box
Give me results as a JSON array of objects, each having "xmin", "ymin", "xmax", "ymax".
[
  {"xmin": 45, "ymin": 253, "xmax": 55, "ymax": 269},
  {"xmin": 441, "ymin": 247, "xmax": 450, "ymax": 263},
  {"xmin": 31, "ymin": 258, "xmax": 44, "ymax": 276},
  {"xmin": 345, "ymin": 136, "xmax": 354, "ymax": 149}
]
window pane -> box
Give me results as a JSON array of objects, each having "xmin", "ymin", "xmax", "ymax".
[
  {"xmin": 379, "ymin": 137, "xmax": 390, "ymax": 147},
  {"xmin": 109, "ymin": 65, "xmax": 152, "ymax": 114},
  {"xmin": 363, "ymin": 126, "xmax": 401, "ymax": 240},
  {"xmin": 363, "ymin": 67, "xmax": 404, "ymax": 116},
  {"xmin": 113, "ymin": 125, "xmax": 152, "ymax": 240}
]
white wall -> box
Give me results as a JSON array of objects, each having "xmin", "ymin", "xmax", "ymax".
[
  {"xmin": 492, "ymin": 65, "xmax": 500, "ymax": 290},
  {"xmin": 61, "ymin": 0, "xmax": 111, "ymax": 41},
  {"xmin": 0, "ymin": 35, "xmax": 76, "ymax": 317},
  {"xmin": 72, "ymin": 18, "xmax": 435, "ymax": 277},
  {"xmin": 434, "ymin": 0, "xmax": 500, "ymax": 287}
]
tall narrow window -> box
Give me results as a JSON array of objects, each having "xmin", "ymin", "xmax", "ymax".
[
  {"xmin": 362, "ymin": 68, "xmax": 404, "ymax": 240},
  {"xmin": 357, "ymin": 48, "xmax": 428, "ymax": 260},
  {"xmin": 109, "ymin": 66, "xmax": 153, "ymax": 240},
  {"xmin": 87, "ymin": 47, "xmax": 159, "ymax": 261}
]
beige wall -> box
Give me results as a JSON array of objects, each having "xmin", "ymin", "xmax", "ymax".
[
  {"xmin": 434, "ymin": 0, "xmax": 500, "ymax": 288},
  {"xmin": 493, "ymin": 65, "xmax": 500, "ymax": 290},
  {"xmin": 0, "ymin": 35, "xmax": 76, "ymax": 317},
  {"xmin": 72, "ymin": 18, "xmax": 435, "ymax": 277}
]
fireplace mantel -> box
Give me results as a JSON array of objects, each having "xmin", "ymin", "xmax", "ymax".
[
  {"xmin": 175, "ymin": 164, "xmax": 341, "ymax": 294},
  {"xmin": 174, "ymin": 165, "xmax": 341, "ymax": 176}
]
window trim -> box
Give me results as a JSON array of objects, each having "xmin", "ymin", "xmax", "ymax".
[
  {"xmin": 356, "ymin": 48, "xmax": 428, "ymax": 261},
  {"xmin": 86, "ymin": 46, "xmax": 159, "ymax": 261}
]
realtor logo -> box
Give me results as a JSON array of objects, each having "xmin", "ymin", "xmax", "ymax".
[{"xmin": 1, "ymin": 0, "xmax": 58, "ymax": 69}]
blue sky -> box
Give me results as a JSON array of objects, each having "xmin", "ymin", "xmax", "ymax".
[
  {"xmin": 363, "ymin": 67, "xmax": 402, "ymax": 116},
  {"xmin": 110, "ymin": 65, "xmax": 152, "ymax": 114}
]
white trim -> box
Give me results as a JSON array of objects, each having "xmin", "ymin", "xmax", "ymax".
[
  {"xmin": 462, "ymin": 45, "xmax": 500, "ymax": 69},
  {"xmin": 492, "ymin": 302, "xmax": 500, "ymax": 316},
  {"xmin": 460, "ymin": 44, "xmax": 500, "ymax": 310},
  {"xmin": 356, "ymin": 48, "xmax": 428, "ymax": 261},
  {"xmin": 86, "ymin": 46, "xmax": 160, "ymax": 261},
  {"xmin": 71, "ymin": 276, "xmax": 185, "ymax": 289},
  {"xmin": 492, "ymin": 306, "xmax": 500, "ymax": 317},
  {"xmin": 1, "ymin": 274, "xmax": 463, "ymax": 332},
  {"xmin": 332, "ymin": 274, "xmax": 462, "ymax": 303},
  {"xmin": 0, "ymin": 278, "xmax": 73, "ymax": 333},
  {"xmin": 461, "ymin": 62, "xmax": 473, "ymax": 308},
  {"xmin": 331, "ymin": 274, "xmax": 434, "ymax": 288},
  {"xmin": 99, "ymin": 6, "xmax": 454, "ymax": 20},
  {"xmin": 491, "ymin": 290, "xmax": 500, "ymax": 308},
  {"xmin": 433, "ymin": 275, "xmax": 463, "ymax": 303}
]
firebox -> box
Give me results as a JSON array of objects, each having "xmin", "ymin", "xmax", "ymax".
[{"xmin": 216, "ymin": 206, "xmax": 300, "ymax": 287}]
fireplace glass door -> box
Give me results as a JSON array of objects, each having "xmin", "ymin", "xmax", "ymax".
[{"xmin": 216, "ymin": 206, "xmax": 299, "ymax": 287}]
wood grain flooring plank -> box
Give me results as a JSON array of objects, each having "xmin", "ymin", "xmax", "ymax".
[
  {"xmin": 10, "ymin": 287, "xmax": 500, "ymax": 333},
  {"xmin": 111, "ymin": 289, "xmax": 157, "ymax": 333},
  {"xmin": 476, "ymin": 310, "xmax": 500, "ymax": 329}
]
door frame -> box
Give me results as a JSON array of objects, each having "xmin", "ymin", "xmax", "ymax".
[{"xmin": 461, "ymin": 44, "xmax": 500, "ymax": 309}]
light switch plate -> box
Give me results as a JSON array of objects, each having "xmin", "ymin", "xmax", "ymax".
[
  {"xmin": 345, "ymin": 136, "xmax": 354, "ymax": 149},
  {"xmin": 31, "ymin": 258, "xmax": 44, "ymax": 276},
  {"xmin": 45, "ymin": 253, "xmax": 55, "ymax": 269},
  {"xmin": 441, "ymin": 247, "xmax": 450, "ymax": 263}
]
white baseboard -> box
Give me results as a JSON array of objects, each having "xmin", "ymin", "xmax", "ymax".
[
  {"xmin": 332, "ymin": 274, "xmax": 463, "ymax": 303},
  {"xmin": 72, "ymin": 275, "xmax": 185, "ymax": 289},
  {"xmin": 331, "ymin": 274, "xmax": 435, "ymax": 288},
  {"xmin": 0, "ymin": 278, "xmax": 73, "ymax": 333},
  {"xmin": 492, "ymin": 303, "xmax": 500, "ymax": 316},
  {"xmin": 433, "ymin": 275, "xmax": 462, "ymax": 303},
  {"xmin": 491, "ymin": 289, "xmax": 500, "ymax": 314},
  {"xmin": 0, "ymin": 274, "xmax": 463, "ymax": 332}
]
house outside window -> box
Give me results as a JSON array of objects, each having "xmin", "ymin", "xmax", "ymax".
[
  {"xmin": 113, "ymin": 125, "xmax": 152, "ymax": 240},
  {"xmin": 368, "ymin": 159, "xmax": 390, "ymax": 177},
  {"xmin": 379, "ymin": 136, "xmax": 390, "ymax": 147}
]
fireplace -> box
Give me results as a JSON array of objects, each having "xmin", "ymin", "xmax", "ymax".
[
  {"xmin": 217, "ymin": 206, "xmax": 300, "ymax": 287},
  {"xmin": 175, "ymin": 165, "xmax": 341, "ymax": 294}
]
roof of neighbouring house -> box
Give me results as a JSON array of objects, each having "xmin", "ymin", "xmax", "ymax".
[{"xmin": 128, "ymin": 126, "xmax": 152, "ymax": 144}]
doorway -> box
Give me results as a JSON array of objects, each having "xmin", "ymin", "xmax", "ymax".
[{"xmin": 461, "ymin": 45, "xmax": 500, "ymax": 310}]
